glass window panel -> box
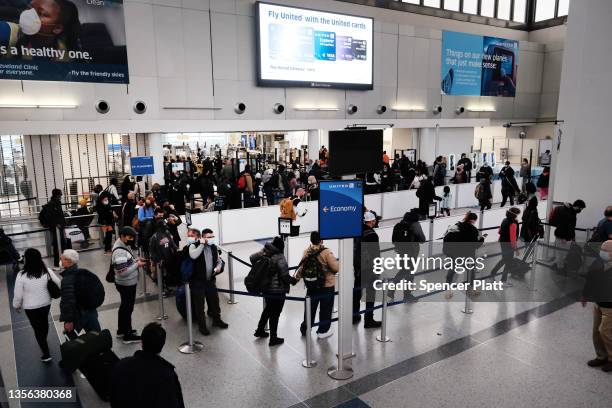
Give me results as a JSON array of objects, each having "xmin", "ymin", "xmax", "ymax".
[
  {"xmin": 444, "ymin": 0, "xmax": 460, "ymax": 11},
  {"xmin": 463, "ymin": 0, "xmax": 478, "ymax": 14},
  {"xmin": 401, "ymin": 0, "xmax": 421, "ymax": 4},
  {"xmin": 513, "ymin": 0, "xmax": 527, "ymax": 22},
  {"xmin": 497, "ymin": 0, "xmax": 511, "ymax": 20},
  {"xmin": 423, "ymin": 0, "xmax": 440, "ymax": 7},
  {"xmin": 558, "ymin": 0, "xmax": 570, "ymax": 16},
  {"xmin": 535, "ymin": 0, "xmax": 556, "ymax": 21},
  {"xmin": 480, "ymin": 0, "xmax": 495, "ymax": 17}
]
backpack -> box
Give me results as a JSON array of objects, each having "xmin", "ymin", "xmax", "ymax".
[
  {"xmin": 548, "ymin": 206, "xmax": 561, "ymax": 227},
  {"xmin": 39, "ymin": 203, "xmax": 53, "ymax": 227},
  {"xmin": 180, "ymin": 256, "xmax": 194, "ymax": 283},
  {"xmin": 237, "ymin": 174, "xmax": 247, "ymax": 190},
  {"xmin": 565, "ymin": 243, "xmax": 584, "ymax": 272},
  {"xmin": 76, "ymin": 269, "xmax": 105, "ymax": 309},
  {"xmin": 474, "ymin": 183, "xmax": 482, "ymax": 200},
  {"xmin": 442, "ymin": 223, "xmax": 463, "ymax": 257},
  {"xmin": 244, "ymin": 255, "xmax": 272, "ymax": 294},
  {"xmin": 105, "ymin": 247, "xmax": 123, "ymax": 283},
  {"xmin": 280, "ymin": 198, "xmax": 296, "ymax": 221},
  {"xmin": 300, "ymin": 248, "xmax": 326, "ymax": 290}
]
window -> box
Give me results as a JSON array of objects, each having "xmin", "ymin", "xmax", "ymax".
[
  {"xmin": 423, "ymin": 0, "xmax": 440, "ymax": 7},
  {"xmin": 480, "ymin": 0, "xmax": 495, "ymax": 17},
  {"xmin": 497, "ymin": 0, "xmax": 512, "ymax": 20},
  {"xmin": 462, "ymin": 0, "xmax": 478, "ymax": 14},
  {"xmin": 535, "ymin": 0, "xmax": 556, "ymax": 22},
  {"xmin": 513, "ymin": 0, "xmax": 527, "ymax": 22},
  {"xmin": 444, "ymin": 0, "xmax": 460, "ymax": 12},
  {"xmin": 558, "ymin": 0, "xmax": 570, "ymax": 16},
  {"xmin": 401, "ymin": 0, "xmax": 421, "ymax": 4}
]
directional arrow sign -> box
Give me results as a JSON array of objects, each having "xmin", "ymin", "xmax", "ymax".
[{"xmin": 318, "ymin": 180, "xmax": 364, "ymax": 240}]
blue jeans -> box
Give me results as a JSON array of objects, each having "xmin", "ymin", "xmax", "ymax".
[{"xmin": 75, "ymin": 309, "xmax": 101, "ymax": 333}]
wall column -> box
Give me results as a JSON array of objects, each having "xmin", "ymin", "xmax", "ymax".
[{"xmin": 147, "ymin": 133, "xmax": 165, "ymax": 186}]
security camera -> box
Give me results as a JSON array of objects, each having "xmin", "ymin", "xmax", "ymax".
[
  {"xmin": 347, "ymin": 104, "xmax": 358, "ymax": 114},
  {"xmin": 376, "ymin": 105, "xmax": 387, "ymax": 114},
  {"xmin": 503, "ymin": 122, "xmax": 512, "ymax": 128},
  {"xmin": 273, "ymin": 103, "xmax": 285, "ymax": 114},
  {"xmin": 234, "ymin": 102, "xmax": 246, "ymax": 114},
  {"xmin": 455, "ymin": 106, "xmax": 465, "ymax": 115},
  {"xmin": 133, "ymin": 101, "xmax": 147, "ymax": 114},
  {"xmin": 519, "ymin": 131, "xmax": 527, "ymax": 139},
  {"xmin": 96, "ymin": 100, "xmax": 110, "ymax": 114},
  {"xmin": 433, "ymin": 105, "xmax": 442, "ymax": 115}
]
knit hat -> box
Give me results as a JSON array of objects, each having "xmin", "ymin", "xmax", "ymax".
[
  {"xmin": 507, "ymin": 207, "xmax": 521, "ymax": 218},
  {"xmin": 272, "ymin": 236, "xmax": 285, "ymax": 251},
  {"xmin": 79, "ymin": 198, "xmax": 88, "ymax": 207}
]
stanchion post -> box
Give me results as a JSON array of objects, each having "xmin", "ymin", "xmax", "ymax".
[
  {"xmin": 227, "ymin": 251, "xmax": 238, "ymax": 304},
  {"xmin": 529, "ymin": 239, "xmax": 539, "ymax": 292},
  {"xmin": 428, "ymin": 218, "xmax": 434, "ymax": 257},
  {"xmin": 461, "ymin": 268, "xmax": 473, "ymax": 315},
  {"xmin": 302, "ymin": 296, "xmax": 317, "ymax": 368},
  {"xmin": 376, "ymin": 281, "xmax": 390, "ymax": 343},
  {"xmin": 138, "ymin": 247, "xmax": 149, "ymax": 297},
  {"xmin": 178, "ymin": 283, "xmax": 204, "ymax": 354},
  {"xmin": 156, "ymin": 262, "xmax": 168, "ymax": 321}
]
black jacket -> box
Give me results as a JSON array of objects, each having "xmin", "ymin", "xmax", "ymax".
[
  {"xmin": 96, "ymin": 203, "xmax": 115, "ymax": 227},
  {"xmin": 184, "ymin": 242, "xmax": 221, "ymax": 288},
  {"xmin": 354, "ymin": 225, "xmax": 380, "ymax": 276},
  {"xmin": 521, "ymin": 200, "xmax": 541, "ymax": 242},
  {"xmin": 453, "ymin": 221, "xmax": 485, "ymax": 258},
  {"xmin": 111, "ymin": 350, "xmax": 185, "ymax": 408},
  {"xmin": 249, "ymin": 243, "xmax": 293, "ymax": 294},
  {"xmin": 416, "ymin": 179, "xmax": 440, "ymax": 212},
  {"xmin": 457, "ymin": 157, "xmax": 473, "ymax": 172},
  {"xmin": 45, "ymin": 197, "xmax": 66, "ymax": 227},
  {"xmin": 72, "ymin": 207, "xmax": 94, "ymax": 227},
  {"xmin": 583, "ymin": 260, "xmax": 612, "ymax": 308},
  {"xmin": 59, "ymin": 265, "xmax": 79, "ymax": 322},
  {"xmin": 553, "ymin": 204, "xmax": 578, "ymax": 241},
  {"xmin": 392, "ymin": 212, "xmax": 426, "ymax": 257},
  {"xmin": 476, "ymin": 165, "xmax": 493, "ymax": 182}
]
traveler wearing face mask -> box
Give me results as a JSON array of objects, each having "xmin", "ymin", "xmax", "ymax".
[
  {"xmin": 186, "ymin": 228, "xmax": 228, "ymax": 335},
  {"xmin": 112, "ymin": 227, "xmax": 146, "ymax": 344},
  {"xmin": 97, "ymin": 194, "xmax": 118, "ymax": 254},
  {"xmin": 550, "ymin": 200, "xmax": 587, "ymax": 273},
  {"xmin": 582, "ymin": 240, "xmax": 612, "ymax": 372}
]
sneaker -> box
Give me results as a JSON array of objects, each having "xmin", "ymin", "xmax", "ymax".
[
  {"xmin": 41, "ymin": 355, "xmax": 52, "ymax": 363},
  {"xmin": 199, "ymin": 326, "xmax": 210, "ymax": 336},
  {"xmin": 364, "ymin": 320, "xmax": 382, "ymax": 329},
  {"xmin": 212, "ymin": 319, "xmax": 229, "ymax": 329},
  {"xmin": 602, "ymin": 362, "xmax": 612, "ymax": 373},
  {"xmin": 300, "ymin": 325, "xmax": 307, "ymax": 337},
  {"xmin": 317, "ymin": 331, "xmax": 333, "ymax": 340},
  {"xmin": 116, "ymin": 332, "xmax": 124, "ymax": 339},
  {"xmin": 587, "ymin": 359, "xmax": 607, "ymax": 367},
  {"xmin": 269, "ymin": 337, "xmax": 284, "ymax": 346},
  {"xmin": 254, "ymin": 329, "xmax": 269, "ymax": 338},
  {"xmin": 122, "ymin": 333, "xmax": 142, "ymax": 344}
]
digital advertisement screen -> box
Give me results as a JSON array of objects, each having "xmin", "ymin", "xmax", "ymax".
[
  {"xmin": 441, "ymin": 31, "xmax": 519, "ymax": 97},
  {"xmin": 256, "ymin": 2, "xmax": 373, "ymax": 90},
  {"xmin": 328, "ymin": 129, "xmax": 383, "ymax": 176}
]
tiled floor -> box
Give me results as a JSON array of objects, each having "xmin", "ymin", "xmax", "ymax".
[{"xmin": 0, "ymin": 239, "xmax": 606, "ymax": 408}]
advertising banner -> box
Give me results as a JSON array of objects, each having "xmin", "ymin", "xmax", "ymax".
[
  {"xmin": 441, "ymin": 31, "xmax": 518, "ymax": 97},
  {"xmin": 0, "ymin": 0, "xmax": 129, "ymax": 83},
  {"xmin": 319, "ymin": 180, "xmax": 364, "ymax": 240}
]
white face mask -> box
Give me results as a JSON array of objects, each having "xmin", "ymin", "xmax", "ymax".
[
  {"xmin": 600, "ymin": 251, "xmax": 610, "ymax": 262},
  {"xmin": 19, "ymin": 8, "xmax": 41, "ymax": 36},
  {"xmin": 206, "ymin": 237, "xmax": 216, "ymax": 246}
]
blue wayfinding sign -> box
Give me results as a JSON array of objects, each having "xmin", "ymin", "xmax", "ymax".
[
  {"xmin": 319, "ymin": 180, "xmax": 364, "ymax": 240},
  {"xmin": 130, "ymin": 156, "xmax": 155, "ymax": 176}
]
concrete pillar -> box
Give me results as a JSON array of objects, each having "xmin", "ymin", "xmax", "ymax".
[
  {"xmin": 552, "ymin": 0, "xmax": 612, "ymax": 227},
  {"xmin": 147, "ymin": 133, "xmax": 165, "ymax": 186}
]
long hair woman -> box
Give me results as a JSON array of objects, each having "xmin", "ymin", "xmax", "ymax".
[{"xmin": 12, "ymin": 248, "xmax": 61, "ymax": 363}]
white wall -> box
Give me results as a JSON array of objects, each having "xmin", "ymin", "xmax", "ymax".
[
  {"xmin": 420, "ymin": 127, "xmax": 474, "ymax": 163},
  {"xmin": 0, "ymin": 0, "xmax": 553, "ymax": 135},
  {"xmin": 552, "ymin": 0, "xmax": 612, "ymax": 227}
]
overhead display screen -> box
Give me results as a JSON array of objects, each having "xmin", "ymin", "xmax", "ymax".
[{"xmin": 256, "ymin": 2, "xmax": 374, "ymax": 90}]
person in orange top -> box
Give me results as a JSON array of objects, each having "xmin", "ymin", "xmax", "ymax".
[{"xmin": 382, "ymin": 151, "xmax": 390, "ymax": 164}]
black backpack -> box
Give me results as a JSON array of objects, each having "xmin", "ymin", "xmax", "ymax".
[
  {"xmin": 38, "ymin": 203, "xmax": 52, "ymax": 227},
  {"xmin": 76, "ymin": 269, "xmax": 105, "ymax": 309},
  {"xmin": 442, "ymin": 223, "xmax": 463, "ymax": 257},
  {"xmin": 244, "ymin": 256, "xmax": 272, "ymax": 294},
  {"xmin": 300, "ymin": 249, "xmax": 326, "ymax": 290}
]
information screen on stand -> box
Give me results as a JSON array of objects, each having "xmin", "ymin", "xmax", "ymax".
[{"xmin": 319, "ymin": 180, "xmax": 364, "ymax": 240}]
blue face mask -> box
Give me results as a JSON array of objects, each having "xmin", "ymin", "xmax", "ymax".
[
  {"xmin": 600, "ymin": 251, "xmax": 610, "ymax": 262},
  {"xmin": 186, "ymin": 237, "xmax": 197, "ymax": 245},
  {"xmin": 206, "ymin": 237, "xmax": 216, "ymax": 247}
]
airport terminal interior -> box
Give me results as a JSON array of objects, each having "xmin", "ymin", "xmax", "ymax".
[{"xmin": 0, "ymin": 0, "xmax": 611, "ymax": 407}]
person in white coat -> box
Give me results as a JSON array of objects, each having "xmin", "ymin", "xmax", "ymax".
[{"xmin": 12, "ymin": 248, "xmax": 61, "ymax": 363}]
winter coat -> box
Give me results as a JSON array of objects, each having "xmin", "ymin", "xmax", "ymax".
[{"xmin": 250, "ymin": 243, "xmax": 292, "ymax": 294}]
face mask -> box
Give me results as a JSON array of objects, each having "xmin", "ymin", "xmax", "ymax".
[
  {"xmin": 19, "ymin": 8, "xmax": 41, "ymax": 35},
  {"xmin": 186, "ymin": 237, "xmax": 197, "ymax": 245},
  {"xmin": 600, "ymin": 251, "xmax": 610, "ymax": 262},
  {"xmin": 206, "ymin": 237, "xmax": 216, "ymax": 246}
]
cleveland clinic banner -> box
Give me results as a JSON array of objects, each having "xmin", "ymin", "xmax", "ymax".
[
  {"xmin": 441, "ymin": 31, "xmax": 518, "ymax": 97},
  {"xmin": 0, "ymin": 0, "xmax": 128, "ymax": 83}
]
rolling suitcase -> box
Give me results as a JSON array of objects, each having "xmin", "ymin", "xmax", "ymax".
[
  {"xmin": 79, "ymin": 349, "xmax": 120, "ymax": 402},
  {"xmin": 60, "ymin": 329, "xmax": 112, "ymax": 372}
]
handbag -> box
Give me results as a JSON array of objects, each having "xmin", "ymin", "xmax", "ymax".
[{"xmin": 47, "ymin": 272, "xmax": 61, "ymax": 299}]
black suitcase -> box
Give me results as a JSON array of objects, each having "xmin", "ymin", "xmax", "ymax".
[
  {"xmin": 79, "ymin": 349, "xmax": 120, "ymax": 402},
  {"xmin": 60, "ymin": 329, "xmax": 112, "ymax": 372}
]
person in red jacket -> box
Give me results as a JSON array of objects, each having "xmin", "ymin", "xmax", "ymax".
[{"xmin": 489, "ymin": 207, "xmax": 522, "ymax": 287}]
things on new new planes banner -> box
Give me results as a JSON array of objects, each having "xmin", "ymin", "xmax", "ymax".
[
  {"xmin": 130, "ymin": 156, "xmax": 154, "ymax": 176},
  {"xmin": 0, "ymin": 0, "xmax": 129, "ymax": 83},
  {"xmin": 318, "ymin": 180, "xmax": 364, "ymax": 240},
  {"xmin": 441, "ymin": 30, "xmax": 519, "ymax": 97}
]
